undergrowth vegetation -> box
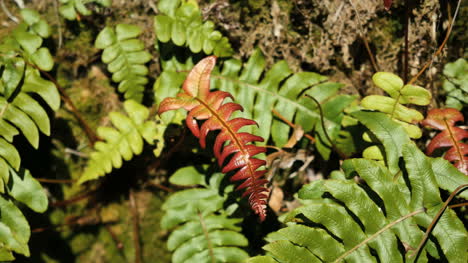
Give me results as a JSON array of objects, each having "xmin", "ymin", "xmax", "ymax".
[{"xmin": 0, "ymin": 0, "xmax": 466, "ymax": 262}]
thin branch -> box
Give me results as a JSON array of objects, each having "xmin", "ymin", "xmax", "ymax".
[
  {"xmin": 51, "ymin": 189, "xmax": 98, "ymax": 207},
  {"xmin": 28, "ymin": 63, "xmax": 100, "ymax": 146},
  {"xmin": 198, "ymin": 210, "xmax": 215, "ymax": 263},
  {"xmin": 1, "ymin": 0, "xmax": 19, "ymax": 23},
  {"xmin": 403, "ymin": 0, "xmax": 410, "ymax": 83},
  {"xmin": 36, "ymin": 178, "xmax": 75, "ymax": 184},
  {"xmin": 304, "ymin": 94, "xmax": 347, "ymax": 159},
  {"xmin": 105, "ymin": 225, "xmax": 124, "ymax": 250},
  {"xmin": 147, "ymin": 182, "xmax": 173, "ymax": 192},
  {"xmin": 348, "ymin": 0, "xmax": 379, "ymax": 72},
  {"xmin": 410, "ymin": 184, "xmax": 468, "ymax": 260},
  {"xmin": 53, "ymin": 0, "xmax": 63, "ymax": 49},
  {"xmin": 333, "ymin": 207, "xmax": 426, "ymax": 263},
  {"xmin": 448, "ymin": 202, "xmax": 468, "ymax": 209},
  {"xmin": 408, "ymin": 0, "xmax": 462, "ymax": 85},
  {"xmin": 129, "ymin": 189, "xmax": 142, "ymax": 263},
  {"xmin": 271, "ymin": 108, "xmax": 315, "ymax": 143}
]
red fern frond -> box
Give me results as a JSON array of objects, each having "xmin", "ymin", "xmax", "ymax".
[
  {"xmin": 383, "ymin": 0, "xmax": 393, "ymax": 10},
  {"xmin": 158, "ymin": 56, "xmax": 269, "ymax": 220},
  {"xmin": 422, "ymin": 108, "xmax": 468, "ymax": 175}
]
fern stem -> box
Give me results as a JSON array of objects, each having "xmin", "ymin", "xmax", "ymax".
[
  {"xmin": 410, "ymin": 184, "xmax": 468, "ymax": 261},
  {"xmin": 129, "ymin": 189, "xmax": 142, "ymax": 263},
  {"xmin": 407, "ymin": 0, "xmax": 461, "ymax": 85},
  {"xmin": 348, "ymin": 0, "xmax": 379, "ymax": 72},
  {"xmin": 443, "ymin": 118, "xmax": 465, "ymax": 171},
  {"xmin": 333, "ymin": 207, "xmax": 426, "ymax": 263},
  {"xmin": 212, "ymin": 74, "xmax": 327, "ymax": 122},
  {"xmin": 272, "ymin": 108, "xmax": 315, "ymax": 143},
  {"xmin": 28, "ymin": 63, "xmax": 100, "ymax": 146},
  {"xmin": 198, "ymin": 210, "xmax": 216, "ymax": 263},
  {"xmin": 194, "ymin": 97, "xmax": 258, "ymax": 187},
  {"xmin": 448, "ymin": 202, "xmax": 468, "ymax": 209},
  {"xmin": 305, "ymin": 94, "xmax": 347, "ymax": 159},
  {"xmin": 36, "ymin": 178, "xmax": 75, "ymax": 184}
]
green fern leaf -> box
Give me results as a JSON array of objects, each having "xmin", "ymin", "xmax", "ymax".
[
  {"xmin": 78, "ymin": 100, "xmax": 160, "ymax": 184},
  {"xmin": 0, "ymin": 9, "xmax": 58, "ymax": 261},
  {"xmin": 442, "ymin": 58, "xmax": 468, "ymax": 110},
  {"xmin": 7, "ymin": 168, "xmax": 48, "ymax": 213},
  {"xmin": 250, "ymin": 143, "xmax": 467, "ymax": 262},
  {"xmin": 59, "ymin": 0, "xmax": 111, "ymax": 20},
  {"xmin": 0, "ymin": 195, "xmax": 30, "ymax": 259},
  {"xmin": 361, "ymin": 72, "xmax": 431, "ymax": 139},
  {"xmin": 95, "ymin": 24, "xmax": 151, "ymax": 102},
  {"xmin": 351, "ymin": 111, "xmax": 410, "ymax": 175},
  {"xmin": 161, "ymin": 168, "xmax": 249, "ymax": 263},
  {"xmin": 154, "ymin": 0, "xmax": 234, "ymax": 57}
]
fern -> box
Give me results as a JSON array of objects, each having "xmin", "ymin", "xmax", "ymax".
[
  {"xmin": 362, "ymin": 72, "xmax": 431, "ymax": 139},
  {"xmin": 59, "ymin": 0, "xmax": 111, "ymax": 20},
  {"xmin": 161, "ymin": 167, "xmax": 249, "ymax": 263},
  {"xmin": 0, "ymin": 9, "xmax": 54, "ymax": 260},
  {"xmin": 441, "ymin": 58, "xmax": 467, "ymax": 110},
  {"xmin": 155, "ymin": 49, "xmax": 355, "ymax": 159},
  {"xmin": 78, "ymin": 100, "xmax": 161, "ymax": 183},
  {"xmin": 422, "ymin": 108, "xmax": 468, "ymax": 175},
  {"xmin": 154, "ymin": 0, "xmax": 234, "ymax": 57},
  {"xmin": 95, "ymin": 24, "xmax": 152, "ymax": 102},
  {"xmin": 159, "ymin": 56, "xmax": 269, "ymax": 220},
  {"xmin": 248, "ymin": 142, "xmax": 468, "ymax": 263},
  {"xmin": 357, "ymin": 72, "xmax": 431, "ymax": 163}
]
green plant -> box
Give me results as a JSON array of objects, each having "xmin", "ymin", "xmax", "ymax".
[
  {"xmin": 161, "ymin": 166, "xmax": 249, "ymax": 263},
  {"xmin": 0, "ymin": 8, "xmax": 56, "ymax": 260},
  {"xmin": 78, "ymin": 100, "xmax": 161, "ymax": 183},
  {"xmin": 359, "ymin": 72, "xmax": 431, "ymax": 163},
  {"xmin": 159, "ymin": 56, "xmax": 269, "ymax": 220},
  {"xmin": 59, "ymin": 0, "xmax": 111, "ymax": 20},
  {"xmin": 154, "ymin": 0, "xmax": 234, "ymax": 57},
  {"xmin": 95, "ymin": 24, "xmax": 152, "ymax": 102},
  {"xmin": 441, "ymin": 58, "xmax": 467, "ymax": 110},
  {"xmin": 248, "ymin": 142, "xmax": 468, "ymax": 262}
]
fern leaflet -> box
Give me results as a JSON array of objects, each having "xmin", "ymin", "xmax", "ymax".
[
  {"xmin": 422, "ymin": 108, "xmax": 468, "ymax": 175},
  {"xmin": 95, "ymin": 24, "xmax": 152, "ymax": 102},
  {"xmin": 78, "ymin": 100, "xmax": 161, "ymax": 184},
  {"xmin": 162, "ymin": 167, "xmax": 249, "ymax": 263}
]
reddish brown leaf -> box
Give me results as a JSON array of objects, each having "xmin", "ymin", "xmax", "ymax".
[
  {"xmin": 422, "ymin": 108, "xmax": 468, "ymax": 175},
  {"xmin": 158, "ymin": 56, "xmax": 269, "ymax": 220},
  {"xmin": 384, "ymin": 0, "xmax": 393, "ymax": 10}
]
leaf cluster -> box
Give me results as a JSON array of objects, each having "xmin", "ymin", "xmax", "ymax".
[
  {"xmin": 0, "ymin": 9, "xmax": 55, "ymax": 260},
  {"xmin": 95, "ymin": 24, "xmax": 152, "ymax": 102},
  {"xmin": 79, "ymin": 100, "xmax": 161, "ymax": 184},
  {"xmin": 161, "ymin": 167, "xmax": 249, "ymax": 263}
]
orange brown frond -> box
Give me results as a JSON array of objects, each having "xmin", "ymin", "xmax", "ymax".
[
  {"xmin": 422, "ymin": 108, "xmax": 468, "ymax": 175},
  {"xmin": 158, "ymin": 56, "xmax": 269, "ymax": 220}
]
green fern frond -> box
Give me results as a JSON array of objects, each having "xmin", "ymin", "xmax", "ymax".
[
  {"xmin": 59, "ymin": 0, "xmax": 111, "ymax": 20},
  {"xmin": 362, "ymin": 72, "xmax": 431, "ymax": 140},
  {"xmin": 161, "ymin": 167, "xmax": 249, "ymax": 263},
  {"xmin": 0, "ymin": 8, "xmax": 59, "ymax": 184},
  {"xmin": 78, "ymin": 100, "xmax": 161, "ymax": 184},
  {"xmin": 95, "ymin": 24, "xmax": 152, "ymax": 102},
  {"xmin": 442, "ymin": 58, "xmax": 468, "ymax": 110},
  {"xmin": 248, "ymin": 143, "xmax": 468, "ymax": 263},
  {"xmin": 154, "ymin": 0, "xmax": 234, "ymax": 57}
]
